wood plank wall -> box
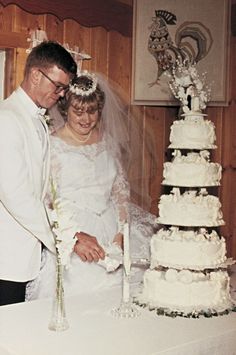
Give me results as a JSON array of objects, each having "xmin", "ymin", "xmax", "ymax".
[{"xmin": 0, "ymin": 1, "xmax": 235, "ymax": 258}]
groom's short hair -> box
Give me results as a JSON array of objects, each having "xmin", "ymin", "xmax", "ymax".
[{"xmin": 24, "ymin": 41, "xmax": 77, "ymax": 78}]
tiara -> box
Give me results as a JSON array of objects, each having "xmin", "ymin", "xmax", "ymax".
[{"xmin": 69, "ymin": 70, "xmax": 98, "ymax": 96}]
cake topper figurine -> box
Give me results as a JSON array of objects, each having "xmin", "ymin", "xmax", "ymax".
[{"xmin": 167, "ymin": 58, "xmax": 211, "ymax": 114}]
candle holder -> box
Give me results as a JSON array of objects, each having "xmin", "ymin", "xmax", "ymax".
[
  {"xmin": 111, "ymin": 222, "xmax": 140, "ymax": 318},
  {"xmin": 111, "ymin": 269, "xmax": 140, "ymax": 318}
]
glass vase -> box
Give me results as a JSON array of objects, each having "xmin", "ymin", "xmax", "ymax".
[{"xmin": 48, "ymin": 258, "xmax": 69, "ymax": 331}]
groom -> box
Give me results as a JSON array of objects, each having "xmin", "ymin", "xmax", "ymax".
[{"xmin": 0, "ymin": 41, "xmax": 77, "ymax": 306}]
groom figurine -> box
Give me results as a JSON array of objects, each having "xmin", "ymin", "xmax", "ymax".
[{"xmin": 0, "ymin": 41, "xmax": 77, "ymax": 306}]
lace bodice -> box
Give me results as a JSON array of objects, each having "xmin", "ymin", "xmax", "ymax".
[{"xmin": 50, "ymin": 136, "xmax": 130, "ymax": 233}]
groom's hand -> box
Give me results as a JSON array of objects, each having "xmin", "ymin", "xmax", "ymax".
[{"xmin": 74, "ymin": 232, "xmax": 105, "ymax": 262}]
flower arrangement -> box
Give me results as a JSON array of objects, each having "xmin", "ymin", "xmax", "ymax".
[
  {"xmin": 48, "ymin": 178, "xmax": 78, "ymax": 331},
  {"xmin": 166, "ymin": 59, "xmax": 211, "ymax": 113},
  {"xmin": 49, "ymin": 178, "xmax": 77, "ymax": 267}
]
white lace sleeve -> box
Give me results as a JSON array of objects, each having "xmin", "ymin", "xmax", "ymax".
[{"xmin": 111, "ymin": 159, "xmax": 130, "ymax": 233}]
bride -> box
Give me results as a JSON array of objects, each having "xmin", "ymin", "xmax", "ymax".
[{"xmin": 26, "ymin": 71, "xmax": 157, "ymax": 299}]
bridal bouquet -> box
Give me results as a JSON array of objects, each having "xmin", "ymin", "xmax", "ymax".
[
  {"xmin": 48, "ymin": 178, "xmax": 77, "ymax": 331},
  {"xmin": 166, "ymin": 58, "xmax": 211, "ymax": 113}
]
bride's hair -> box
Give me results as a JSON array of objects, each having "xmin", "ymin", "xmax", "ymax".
[{"xmin": 57, "ymin": 74, "xmax": 105, "ymax": 120}]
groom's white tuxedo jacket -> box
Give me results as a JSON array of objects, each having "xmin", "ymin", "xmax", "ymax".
[{"xmin": 0, "ymin": 87, "xmax": 55, "ymax": 282}]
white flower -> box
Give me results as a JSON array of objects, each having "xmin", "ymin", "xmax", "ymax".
[
  {"xmin": 49, "ymin": 179, "xmax": 77, "ymax": 268},
  {"xmin": 167, "ymin": 58, "xmax": 211, "ymax": 112},
  {"xmin": 43, "ymin": 114, "xmax": 51, "ymax": 124}
]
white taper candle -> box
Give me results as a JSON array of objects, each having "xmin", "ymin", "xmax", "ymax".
[
  {"xmin": 123, "ymin": 222, "xmax": 131, "ymax": 303},
  {"xmin": 123, "ymin": 222, "xmax": 131, "ymax": 275}
]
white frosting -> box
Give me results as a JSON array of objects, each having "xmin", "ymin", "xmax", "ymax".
[
  {"xmin": 162, "ymin": 150, "xmax": 222, "ymax": 187},
  {"xmin": 157, "ymin": 188, "xmax": 225, "ymax": 227},
  {"xmin": 150, "ymin": 227, "xmax": 226, "ymax": 270},
  {"xmin": 138, "ymin": 103, "xmax": 234, "ymax": 316},
  {"xmin": 169, "ymin": 114, "xmax": 217, "ymax": 149},
  {"xmin": 137, "ymin": 269, "xmax": 233, "ymax": 313}
]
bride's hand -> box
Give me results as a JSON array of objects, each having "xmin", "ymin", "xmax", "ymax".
[
  {"xmin": 112, "ymin": 233, "xmax": 123, "ymax": 250},
  {"xmin": 74, "ymin": 232, "xmax": 105, "ymax": 262}
]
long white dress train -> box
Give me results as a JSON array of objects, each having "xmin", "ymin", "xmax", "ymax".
[{"xmin": 26, "ymin": 136, "xmax": 157, "ymax": 299}]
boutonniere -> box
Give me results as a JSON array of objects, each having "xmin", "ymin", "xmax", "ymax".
[{"xmin": 43, "ymin": 114, "xmax": 51, "ymax": 125}]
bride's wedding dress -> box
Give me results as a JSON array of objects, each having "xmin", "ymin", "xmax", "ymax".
[{"xmin": 26, "ymin": 136, "xmax": 157, "ymax": 300}]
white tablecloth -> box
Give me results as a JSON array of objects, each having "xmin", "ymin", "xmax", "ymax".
[{"xmin": 0, "ymin": 284, "xmax": 236, "ymax": 355}]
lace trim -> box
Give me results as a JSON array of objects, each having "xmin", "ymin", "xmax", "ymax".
[{"xmin": 50, "ymin": 135, "xmax": 107, "ymax": 160}]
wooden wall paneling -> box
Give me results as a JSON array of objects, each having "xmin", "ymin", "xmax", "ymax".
[
  {"xmin": 63, "ymin": 19, "xmax": 92, "ymax": 72},
  {"xmin": 45, "ymin": 14, "xmax": 63, "ymax": 43},
  {"xmin": 0, "ymin": 5, "xmax": 28, "ymax": 49},
  {"xmin": 206, "ymin": 107, "xmax": 223, "ymax": 164},
  {"xmin": 14, "ymin": 48, "xmax": 27, "ymax": 87},
  {"xmin": 230, "ymin": 38, "xmax": 236, "ymax": 169},
  {"xmin": 222, "ymin": 108, "xmax": 233, "ymax": 169},
  {"xmin": 231, "ymin": 170, "xmax": 236, "ymax": 257},
  {"xmin": 12, "ymin": 6, "xmax": 46, "ymax": 87},
  {"xmin": 231, "ymin": 103, "xmax": 236, "ymax": 168},
  {"xmin": 144, "ymin": 106, "xmax": 166, "ymax": 214},
  {"xmin": 229, "ymin": 37, "xmax": 236, "ymax": 102},
  {"xmin": 0, "ymin": 4, "xmax": 15, "ymax": 31},
  {"xmin": 227, "ymin": 102, "xmax": 236, "ymax": 258},
  {"xmin": 107, "ymin": 30, "xmax": 132, "ymax": 97},
  {"xmin": 90, "ymin": 27, "xmax": 108, "ymax": 76},
  {"xmin": 13, "ymin": 5, "xmax": 45, "ymax": 34},
  {"xmin": 4, "ymin": 49, "xmax": 17, "ymax": 96},
  {"xmin": 0, "ymin": 32, "xmax": 28, "ymax": 49},
  {"xmin": 0, "ymin": 0, "xmax": 133, "ymax": 37},
  {"xmin": 129, "ymin": 104, "xmax": 160, "ymax": 210},
  {"xmin": 220, "ymin": 33, "xmax": 236, "ymax": 258},
  {"xmin": 220, "ymin": 168, "xmax": 233, "ymax": 256}
]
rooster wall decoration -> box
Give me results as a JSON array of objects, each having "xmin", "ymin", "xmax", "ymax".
[{"xmin": 148, "ymin": 10, "xmax": 213, "ymax": 86}]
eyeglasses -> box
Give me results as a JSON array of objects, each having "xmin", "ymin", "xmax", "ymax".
[{"xmin": 39, "ymin": 69, "xmax": 69, "ymax": 94}]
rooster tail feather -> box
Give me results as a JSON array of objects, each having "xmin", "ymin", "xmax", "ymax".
[{"xmin": 175, "ymin": 21, "xmax": 213, "ymax": 62}]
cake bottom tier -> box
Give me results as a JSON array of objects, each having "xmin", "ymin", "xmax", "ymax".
[{"xmin": 135, "ymin": 269, "xmax": 235, "ymax": 317}]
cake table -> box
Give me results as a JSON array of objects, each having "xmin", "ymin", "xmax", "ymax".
[{"xmin": 0, "ymin": 275, "xmax": 236, "ymax": 355}]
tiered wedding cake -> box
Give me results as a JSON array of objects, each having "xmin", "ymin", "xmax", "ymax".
[{"xmin": 135, "ymin": 61, "xmax": 235, "ymax": 317}]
